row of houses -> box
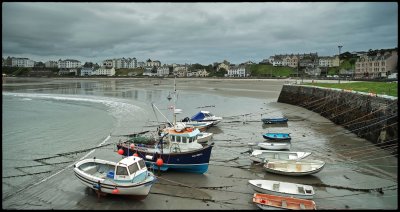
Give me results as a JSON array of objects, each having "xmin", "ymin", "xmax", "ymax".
[
  {"xmin": 102, "ymin": 58, "xmax": 162, "ymax": 69},
  {"xmin": 141, "ymin": 63, "xmax": 248, "ymax": 78},
  {"xmin": 142, "ymin": 65, "xmax": 210, "ymax": 77},
  {"xmin": 354, "ymin": 50, "xmax": 397, "ymax": 79},
  {"xmin": 3, "ymin": 48, "xmax": 397, "ymax": 79},
  {"xmin": 266, "ymin": 53, "xmax": 339, "ymax": 68}
]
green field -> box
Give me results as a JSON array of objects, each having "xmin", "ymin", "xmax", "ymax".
[
  {"xmin": 249, "ymin": 64, "xmax": 295, "ymax": 77},
  {"xmin": 115, "ymin": 68, "xmax": 144, "ymax": 76},
  {"xmin": 305, "ymin": 81, "xmax": 398, "ymax": 97}
]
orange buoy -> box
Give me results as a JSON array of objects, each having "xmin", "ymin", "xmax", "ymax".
[
  {"xmin": 133, "ymin": 153, "xmax": 139, "ymax": 157},
  {"xmin": 112, "ymin": 188, "xmax": 119, "ymax": 194},
  {"xmin": 156, "ymin": 158, "xmax": 164, "ymax": 167},
  {"xmin": 117, "ymin": 149, "xmax": 124, "ymax": 155}
]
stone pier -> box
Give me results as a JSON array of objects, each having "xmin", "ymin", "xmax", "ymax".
[{"xmin": 278, "ymin": 84, "xmax": 398, "ymax": 155}]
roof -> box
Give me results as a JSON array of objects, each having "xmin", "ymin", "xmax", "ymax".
[
  {"xmin": 117, "ymin": 156, "xmax": 142, "ymax": 167},
  {"xmin": 166, "ymin": 128, "xmax": 200, "ymax": 137}
]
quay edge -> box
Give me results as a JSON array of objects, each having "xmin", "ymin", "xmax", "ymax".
[{"xmin": 277, "ymin": 84, "xmax": 398, "ymax": 156}]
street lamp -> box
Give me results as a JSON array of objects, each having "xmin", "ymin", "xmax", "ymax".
[{"xmin": 338, "ymin": 45, "xmax": 343, "ymax": 84}]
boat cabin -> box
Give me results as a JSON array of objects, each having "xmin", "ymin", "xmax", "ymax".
[
  {"xmin": 162, "ymin": 127, "xmax": 203, "ymax": 152},
  {"xmin": 110, "ymin": 156, "xmax": 148, "ymax": 181}
]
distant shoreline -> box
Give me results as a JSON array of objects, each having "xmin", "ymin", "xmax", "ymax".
[{"xmin": 3, "ymin": 76, "xmax": 357, "ymax": 84}]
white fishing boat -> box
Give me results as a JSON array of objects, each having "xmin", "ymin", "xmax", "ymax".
[
  {"xmin": 264, "ymin": 159, "xmax": 325, "ymax": 176},
  {"xmin": 250, "ymin": 150, "xmax": 311, "ymax": 163},
  {"xmin": 258, "ymin": 141, "xmax": 291, "ymax": 150},
  {"xmin": 253, "ymin": 193, "xmax": 317, "ymax": 210},
  {"xmin": 248, "ymin": 179, "xmax": 315, "ymax": 199},
  {"xmin": 73, "ymin": 156, "xmax": 157, "ymax": 199}
]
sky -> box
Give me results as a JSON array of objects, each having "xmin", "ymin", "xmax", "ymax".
[{"xmin": 2, "ymin": 2, "xmax": 398, "ymax": 65}]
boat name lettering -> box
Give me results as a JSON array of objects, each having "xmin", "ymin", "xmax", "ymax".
[{"xmin": 192, "ymin": 153, "xmax": 203, "ymax": 157}]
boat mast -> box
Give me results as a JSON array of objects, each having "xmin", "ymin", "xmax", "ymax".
[{"xmin": 173, "ymin": 75, "xmax": 177, "ymax": 125}]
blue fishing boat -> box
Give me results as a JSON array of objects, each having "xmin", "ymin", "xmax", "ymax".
[
  {"xmin": 116, "ymin": 125, "xmax": 214, "ymax": 174},
  {"xmin": 116, "ymin": 77, "xmax": 214, "ymax": 174},
  {"xmin": 261, "ymin": 117, "xmax": 288, "ymax": 124},
  {"xmin": 263, "ymin": 133, "xmax": 291, "ymax": 141},
  {"xmin": 190, "ymin": 111, "xmax": 223, "ymax": 126}
]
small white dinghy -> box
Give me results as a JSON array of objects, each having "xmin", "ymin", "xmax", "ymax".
[
  {"xmin": 264, "ymin": 159, "xmax": 325, "ymax": 176},
  {"xmin": 73, "ymin": 156, "xmax": 157, "ymax": 199},
  {"xmin": 248, "ymin": 179, "xmax": 315, "ymax": 199},
  {"xmin": 250, "ymin": 150, "xmax": 311, "ymax": 163},
  {"xmin": 258, "ymin": 141, "xmax": 291, "ymax": 150}
]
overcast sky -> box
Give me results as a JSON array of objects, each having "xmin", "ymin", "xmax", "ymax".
[{"xmin": 2, "ymin": 2, "xmax": 398, "ymax": 65}]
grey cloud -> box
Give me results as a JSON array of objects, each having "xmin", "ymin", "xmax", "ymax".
[{"xmin": 2, "ymin": 2, "xmax": 397, "ymax": 64}]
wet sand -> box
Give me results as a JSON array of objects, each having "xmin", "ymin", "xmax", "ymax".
[{"xmin": 2, "ymin": 78, "xmax": 397, "ymax": 209}]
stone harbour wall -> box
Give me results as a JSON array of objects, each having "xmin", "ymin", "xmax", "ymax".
[{"xmin": 277, "ymin": 84, "xmax": 398, "ymax": 155}]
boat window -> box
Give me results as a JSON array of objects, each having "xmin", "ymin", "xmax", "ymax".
[
  {"xmin": 128, "ymin": 163, "xmax": 139, "ymax": 175},
  {"xmin": 188, "ymin": 137, "xmax": 192, "ymax": 143},
  {"xmin": 116, "ymin": 166, "xmax": 128, "ymax": 176},
  {"xmin": 138, "ymin": 160, "xmax": 146, "ymax": 169}
]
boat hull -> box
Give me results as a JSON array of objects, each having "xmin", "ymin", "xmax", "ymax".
[
  {"xmin": 263, "ymin": 160, "xmax": 325, "ymax": 176},
  {"xmin": 258, "ymin": 142, "xmax": 291, "ymax": 150},
  {"xmin": 253, "ymin": 193, "xmax": 316, "ymax": 210},
  {"xmin": 261, "ymin": 118, "xmax": 288, "ymax": 124},
  {"xmin": 262, "ymin": 133, "xmax": 291, "ymax": 141},
  {"xmin": 249, "ymin": 150, "xmax": 311, "ymax": 163},
  {"xmin": 248, "ymin": 180, "xmax": 314, "ymax": 199},
  {"xmin": 117, "ymin": 143, "xmax": 214, "ymax": 174}
]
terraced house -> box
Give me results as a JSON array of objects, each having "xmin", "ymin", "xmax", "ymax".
[
  {"xmin": 227, "ymin": 66, "xmax": 248, "ymax": 77},
  {"xmin": 318, "ymin": 55, "xmax": 339, "ymax": 67},
  {"xmin": 354, "ymin": 50, "xmax": 398, "ymax": 79}
]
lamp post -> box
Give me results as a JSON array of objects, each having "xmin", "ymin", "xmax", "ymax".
[{"xmin": 338, "ymin": 45, "xmax": 343, "ymax": 84}]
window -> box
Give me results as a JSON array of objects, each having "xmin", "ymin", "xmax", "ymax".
[
  {"xmin": 138, "ymin": 160, "xmax": 146, "ymax": 169},
  {"xmin": 182, "ymin": 137, "xmax": 187, "ymax": 143},
  {"xmin": 128, "ymin": 163, "xmax": 139, "ymax": 175},
  {"xmin": 116, "ymin": 166, "xmax": 128, "ymax": 176}
]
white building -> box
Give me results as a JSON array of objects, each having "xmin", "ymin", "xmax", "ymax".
[
  {"xmin": 102, "ymin": 58, "xmax": 137, "ymax": 69},
  {"xmin": 173, "ymin": 66, "xmax": 188, "ymax": 77},
  {"xmin": 227, "ymin": 66, "xmax": 248, "ymax": 77},
  {"xmin": 94, "ymin": 67, "xmax": 115, "ymax": 76},
  {"xmin": 11, "ymin": 57, "xmax": 35, "ymax": 67},
  {"xmin": 318, "ymin": 56, "xmax": 339, "ymax": 67},
  {"xmin": 58, "ymin": 59, "xmax": 81, "ymax": 69},
  {"xmin": 80, "ymin": 67, "xmax": 94, "ymax": 76},
  {"xmin": 146, "ymin": 59, "xmax": 161, "ymax": 67},
  {"xmin": 157, "ymin": 66, "xmax": 169, "ymax": 77}
]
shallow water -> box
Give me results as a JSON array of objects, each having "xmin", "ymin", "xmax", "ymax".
[{"xmin": 2, "ymin": 77, "xmax": 397, "ymax": 209}]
